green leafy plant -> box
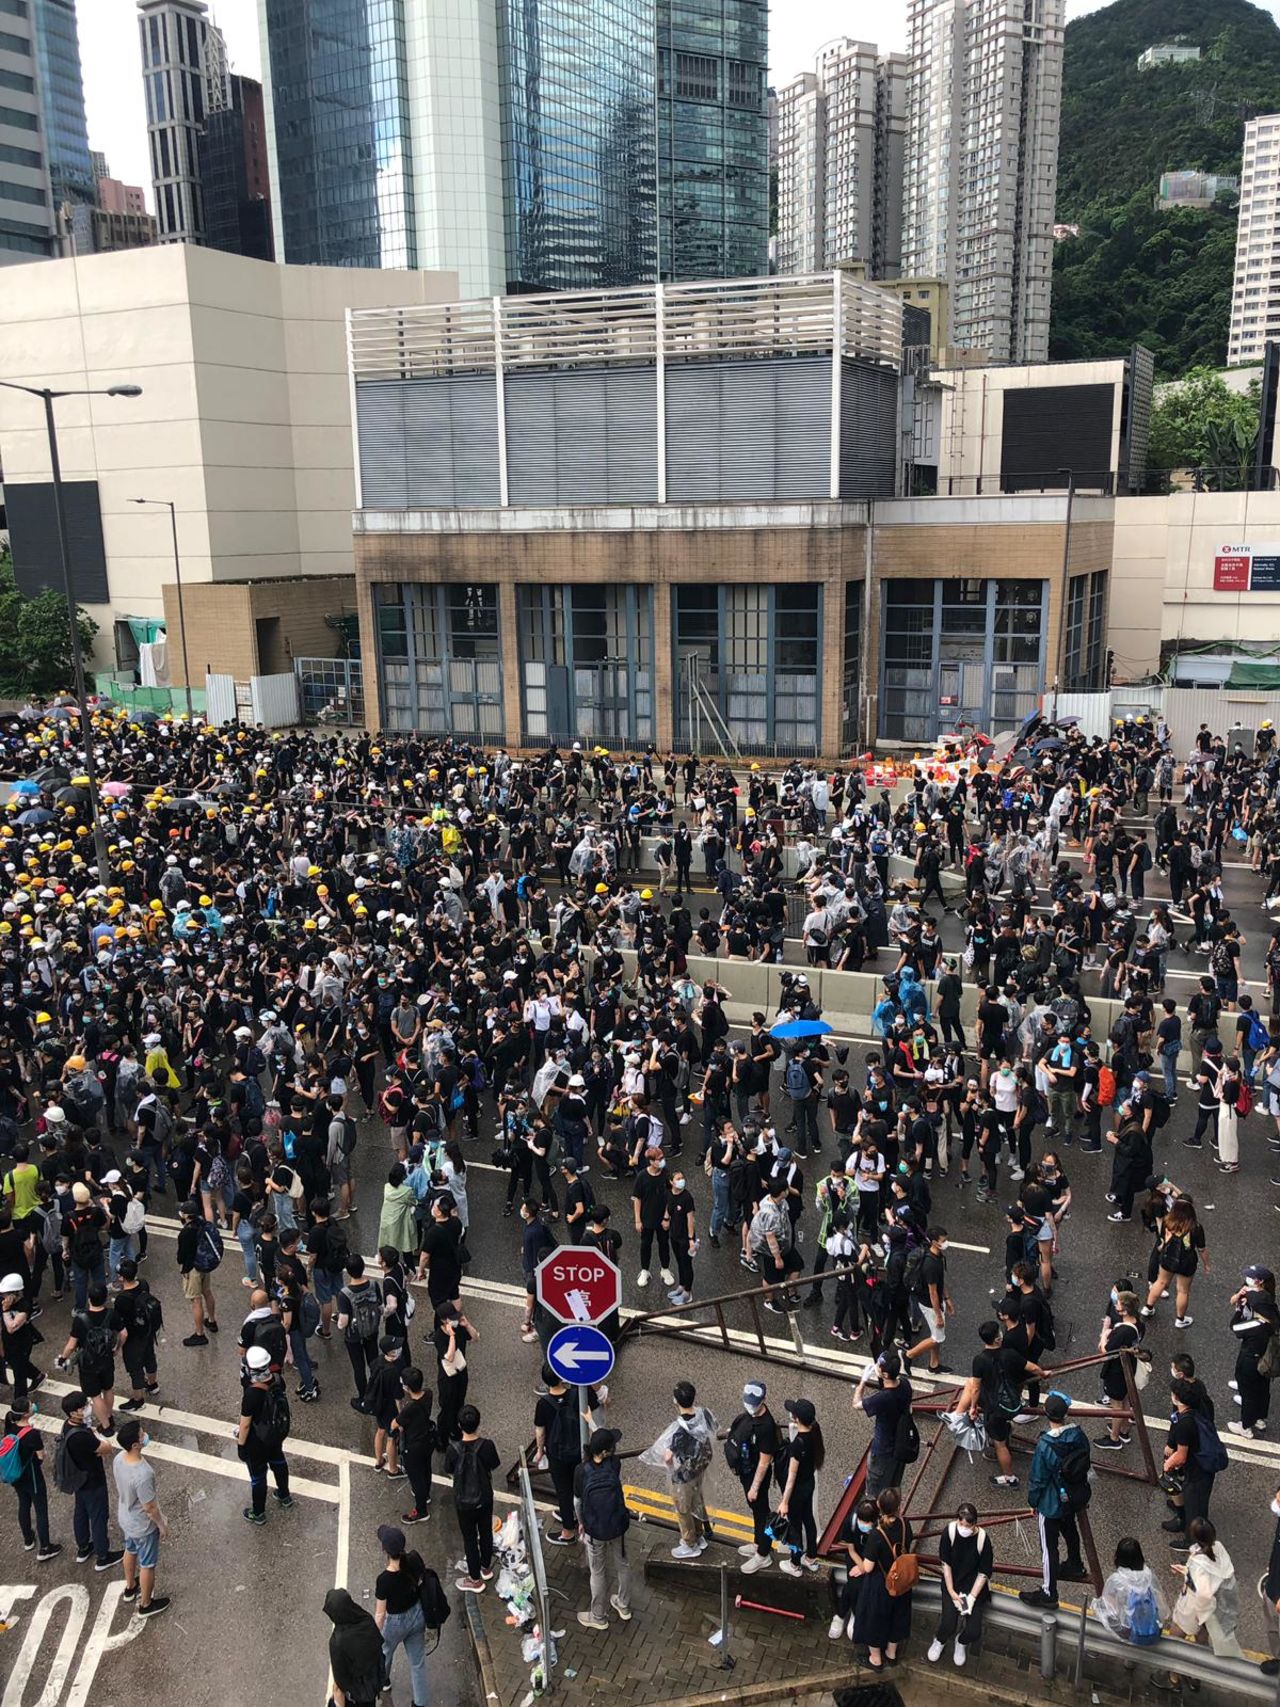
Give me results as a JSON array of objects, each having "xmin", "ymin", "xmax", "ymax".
[
  {"xmin": 0, "ymin": 549, "xmax": 98, "ymax": 699},
  {"xmin": 1147, "ymin": 366, "xmax": 1259, "ymax": 485}
]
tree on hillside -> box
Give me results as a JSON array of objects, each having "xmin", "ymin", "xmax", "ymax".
[
  {"xmin": 1147, "ymin": 367, "xmax": 1259, "ymax": 486},
  {"xmin": 0, "ymin": 550, "xmax": 98, "ymax": 699}
]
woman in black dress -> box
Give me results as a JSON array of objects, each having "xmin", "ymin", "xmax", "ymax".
[{"xmin": 845, "ymin": 1490, "xmax": 914, "ymax": 1669}]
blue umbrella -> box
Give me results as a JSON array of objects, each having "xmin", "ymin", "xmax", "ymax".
[
  {"xmin": 16, "ymin": 807, "xmax": 55, "ymax": 825},
  {"xmin": 770, "ymin": 1018, "xmax": 832, "ymax": 1039},
  {"xmin": 10, "ymin": 780, "xmax": 40, "ymax": 797}
]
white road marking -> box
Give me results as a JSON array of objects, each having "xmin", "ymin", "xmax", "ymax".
[
  {"xmin": 335, "ymin": 1456, "xmax": 351, "ymax": 1590},
  {"xmin": 26, "ymin": 1413, "xmax": 339, "ymax": 1505},
  {"xmin": 0, "ymin": 1583, "xmax": 87, "ymax": 1707},
  {"xmin": 66, "ymin": 1585, "xmax": 145, "ymax": 1707}
]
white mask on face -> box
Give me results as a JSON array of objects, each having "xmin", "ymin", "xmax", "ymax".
[
  {"xmin": 956, "ymin": 1523, "xmax": 975, "ymax": 1538},
  {"xmin": 1272, "ymin": 1498, "xmax": 1280, "ymax": 1519}
]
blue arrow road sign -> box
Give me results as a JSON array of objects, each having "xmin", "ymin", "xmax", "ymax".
[{"xmin": 547, "ymin": 1323, "xmax": 615, "ymax": 1386}]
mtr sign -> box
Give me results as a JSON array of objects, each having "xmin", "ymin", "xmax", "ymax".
[{"xmin": 535, "ymin": 1246, "xmax": 623, "ymax": 1325}]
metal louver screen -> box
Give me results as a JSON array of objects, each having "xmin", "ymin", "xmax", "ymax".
[
  {"xmin": 665, "ymin": 358, "xmax": 831, "ymax": 502},
  {"xmin": 356, "ymin": 378, "xmax": 500, "ymax": 508},
  {"xmin": 840, "ymin": 361, "xmax": 899, "ymax": 498},
  {"xmin": 505, "ymin": 368, "xmax": 658, "ymax": 506}
]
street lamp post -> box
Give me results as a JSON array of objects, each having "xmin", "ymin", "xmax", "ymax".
[
  {"xmin": 0, "ymin": 378, "xmax": 142, "ymax": 883},
  {"xmin": 130, "ymin": 498, "xmax": 192, "ymax": 720}
]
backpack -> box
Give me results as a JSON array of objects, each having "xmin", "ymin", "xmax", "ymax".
[
  {"xmin": 724, "ymin": 1411, "xmax": 761, "ymax": 1477},
  {"xmin": 345, "ymin": 1282, "xmax": 382, "ymax": 1344},
  {"xmin": 451, "ymin": 1440, "xmax": 489, "ymax": 1512},
  {"xmin": 77, "ymin": 1312, "xmax": 116, "ymax": 1368},
  {"xmin": 784, "ymin": 1057, "xmax": 810, "ymax": 1099},
  {"xmin": 1021, "ymin": 1218, "xmax": 1044, "ymax": 1267},
  {"xmin": 892, "ymin": 1404, "xmax": 921, "ymax": 1466},
  {"xmin": 1196, "ymin": 994, "xmax": 1221, "ymax": 1032},
  {"xmin": 1055, "ymin": 1434, "xmax": 1093, "ymax": 1512},
  {"xmin": 411, "ymin": 1557, "xmax": 452, "ymax": 1631},
  {"xmin": 1097, "ymin": 1066, "xmax": 1117, "ymax": 1108},
  {"xmin": 69, "ymin": 1209, "xmax": 104, "ymax": 1269},
  {"xmin": 339, "ymin": 1116, "xmax": 358, "ymax": 1158},
  {"xmin": 882, "ymin": 1525, "xmax": 920, "ymax": 1597},
  {"xmin": 1211, "ymin": 941, "xmax": 1234, "ymax": 979},
  {"xmin": 1191, "ymin": 1412, "xmax": 1229, "ymax": 1475},
  {"xmin": 54, "ymin": 1425, "xmax": 92, "ymax": 1495},
  {"xmin": 1237, "ymin": 1080, "xmax": 1254, "ymax": 1120},
  {"xmin": 121, "ymin": 1196, "xmax": 146, "ymax": 1237},
  {"xmin": 193, "ymin": 1222, "xmax": 223, "ymax": 1273},
  {"xmin": 318, "ymin": 1223, "xmax": 351, "ymax": 1277},
  {"xmin": 1148, "ymin": 1089, "xmax": 1172, "ymax": 1132},
  {"xmin": 1126, "ymin": 1581, "xmax": 1163, "ymax": 1646},
  {"xmin": 579, "ymin": 1457, "xmax": 629, "ymax": 1542},
  {"xmin": 547, "ymin": 1391, "xmax": 581, "ymax": 1461},
  {"xmin": 250, "ymin": 1379, "xmax": 291, "ymax": 1452},
  {"xmin": 0, "ymin": 1426, "xmax": 31, "ymax": 1485},
  {"xmin": 1248, "ymin": 1010, "xmax": 1270, "ymax": 1053},
  {"xmin": 904, "ymin": 1245, "xmax": 929, "ymax": 1299}
]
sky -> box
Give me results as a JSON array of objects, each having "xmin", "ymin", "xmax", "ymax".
[{"xmin": 81, "ymin": 0, "xmax": 1280, "ymax": 214}]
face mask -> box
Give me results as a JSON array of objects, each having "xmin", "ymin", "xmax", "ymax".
[
  {"xmin": 956, "ymin": 1523, "xmax": 975, "ymax": 1538},
  {"xmin": 141, "ymin": 1432, "xmax": 150, "ymax": 1448},
  {"xmin": 856, "ymin": 1519, "xmax": 873, "ymax": 1533},
  {"xmin": 1110, "ymin": 1288, "xmax": 1119, "ymax": 1306},
  {"xmin": 672, "ymin": 1177, "xmax": 686, "ymax": 1192}
]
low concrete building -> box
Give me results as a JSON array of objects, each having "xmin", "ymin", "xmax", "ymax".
[{"xmin": 0, "ymin": 243, "xmax": 457, "ymax": 683}]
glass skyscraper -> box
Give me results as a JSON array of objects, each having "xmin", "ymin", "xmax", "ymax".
[
  {"xmin": 656, "ymin": 0, "xmax": 768, "ymax": 281},
  {"xmin": 498, "ymin": 0, "xmax": 656, "ymax": 292},
  {"xmin": 258, "ymin": 0, "xmax": 768, "ymax": 290},
  {"xmin": 262, "ymin": 0, "xmax": 415, "ymax": 268},
  {"xmin": 31, "ymin": 0, "xmax": 93, "ymax": 213}
]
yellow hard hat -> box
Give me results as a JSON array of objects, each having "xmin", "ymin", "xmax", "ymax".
[
  {"xmin": 66, "ymin": 1054, "xmax": 86, "ymax": 1070},
  {"xmin": 354, "ymin": 904, "xmax": 367, "ymax": 917},
  {"xmin": 150, "ymin": 899, "xmax": 164, "ymax": 913},
  {"xmin": 198, "ymin": 894, "xmax": 212, "ymax": 908},
  {"xmin": 106, "ymin": 886, "xmax": 123, "ymax": 897},
  {"xmin": 303, "ymin": 919, "xmax": 317, "ymax": 931},
  {"xmin": 316, "ymin": 884, "xmax": 329, "ymax": 897},
  {"xmin": 307, "ymin": 865, "xmax": 320, "ymax": 877},
  {"xmin": 594, "ymin": 882, "xmax": 608, "ymax": 895},
  {"xmin": 640, "ymin": 888, "xmax": 653, "ymax": 901},
  {"xmin": 35, "ymin": 1011, "xmax": 51, "ymax": 1024}
]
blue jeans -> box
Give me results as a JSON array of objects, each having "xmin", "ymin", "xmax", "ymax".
[
  {"xmin": 72, "ymin": 1252, "xmax": 105, "ymax": 1312},
  {"xmin": 108, "ymin": 1234, "xmax": 136, "ymax": 1283},
  {"xmin": 140, "ymin": 1142, "xmax": 166, "ymax": 1193},
  {"xmin": 237, "ymin": 1223, "xmax": 258, "ymax": 1283},
  {"xmin": 1160, "ymin": 1043, "xmax": 1180, "ymax": 1101},
  {"xmin": 710, "ymin": 1167, "xmax": 733, "ymax": 1238},
  {"xmin": 288, "ymin": 1323, "xmax": 315, "ymax": 1391},
  {"xmin": 382, "ymin": 1603, "xmax": 428, "ymax": 1704}
]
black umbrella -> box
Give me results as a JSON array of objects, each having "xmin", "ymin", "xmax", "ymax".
[
  {"xmin": 1053, "ymin": 715, "xmax": 1082, "ymax": 729},
  {"xmin": 132, "ymin": 709, "xmax": 162, "ymax": 725},
  {"xmin": 1031, "ymin": 737, "xmax": 1066, "ymax": 757},
  {"xmin": 53, "ymin": 785, "xmax": 89, "ymax": 806},
  {"xmin": 1017, "ymin": 711, "xmax": 1045, "ymax": 743},
  {"xmin": 33, "ymin": 766, "xmax": 69, "ymax": 785}
]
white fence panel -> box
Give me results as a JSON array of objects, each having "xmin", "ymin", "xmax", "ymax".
[
  {"xmin": 250, "ymin": 673, "xmax": 300, "ymax": 728},
  {"xmin": 204, "ymin": 672, "xmax": 236, "ymax": 724},
  {"xmin": 1048, "ymin": 691, "xmax": 1112, "ymax": 741}
]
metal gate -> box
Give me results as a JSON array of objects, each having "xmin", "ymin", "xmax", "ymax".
[{"xmin": 294, "ymin": 656, "xmax": 366, "ymax": 726}]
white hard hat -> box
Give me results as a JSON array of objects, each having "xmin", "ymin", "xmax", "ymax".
[{"xmin": 245, "ymin": 1345, "xmax": 271, "ymax": 1373}]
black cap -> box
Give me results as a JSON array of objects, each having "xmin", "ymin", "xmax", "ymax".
[
  {"xmin": 588, "ymin": 1427, "xmax": 622, "ymax": 1456},
  {"xmin": 784, "ymin": 1398, "xmax": 817, "ymax": 1426}
]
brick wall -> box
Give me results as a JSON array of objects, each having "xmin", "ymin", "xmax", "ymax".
[{"xmin": 162, "ymin": 576, "xmax": 356, "ymax": 685}]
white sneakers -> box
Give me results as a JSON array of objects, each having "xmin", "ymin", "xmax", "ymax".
[
  {"xmin": 778, "ymin": 1559, "xmax": 802, "ymax": 1577},
  {"xmin": 741, "ymin": 1553, "xmax": 771, "ymax": 1574},
  {"xmin": 737, "ymin": 1543, "xmax": 757, "ymax": 1557},
  {"xmin": 829, "ymin": 1615, "xmax": 845, "ymax": 1640},
  {"xmin": 927, "ymin": 1636, "xmax": 966, "ymax": 1666},
  {"xmin": 660, "ymin": 1268, "xmax": 676, "ymax": 1285},
  {"xmin": 671, "ymin": 1543, "xmax": 703, "ymax": 1559},
  {"xmin": 636, "ymin": 1270, "xmax": 650, "ymax": 1287}
]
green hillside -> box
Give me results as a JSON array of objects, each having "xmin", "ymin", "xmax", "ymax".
[{"xmin": 1050, "ymin": 0, "xmax": 1280, "ymax": 374}]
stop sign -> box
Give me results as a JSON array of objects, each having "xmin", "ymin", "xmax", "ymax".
[{"xmin": 535, "ymin": 1246, "xmax": 623, "ymax": 1325}]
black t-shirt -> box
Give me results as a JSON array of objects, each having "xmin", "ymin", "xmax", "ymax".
[
  {"xmin": 917, "ymin": 1251, "xmax": 945, "ymax": 1302},
  {"xmin": 731, "ymin": 1409, "xmax": 780, "ymax": 1477},
  {"xmin": 862, "ymin": 1382, "xmax": 911, "ymax": 1455},
  {"xmin": 786, "ymin": 1427, "xmax": 818, "ymax": 1491},
  {"xmin": 978, "ymin": 1001, "xmax": 1008, "ymax": 1045},
  {"xmin": 1170, "ymin": 1408, "xmax": 1212, "ymax": 1482},
  {"xmin": 376, "ymin": 1566, "xmax": 421, "ymax": 1615},
  {"xmin": 396, "ymin": 1391, "xmax": 434, "ymax": 1454},
  {"xmin": 972, "ymin": 1345, "xmax": 1027, "ymax": 1414},
  {"xmin": 62, "ymin": 1422, "xmax": 106, "ymax": 1489},
  {"xmin": 632, "ymin": 1168, "xmax": 668, "ymax": 1230},
  {"xmin": 421, "ymin": 1221, "xmax": 463, "ymax": 1298},
  {"xmin": 665, "ymin": 1186, "xmax": 695, "ymax": 1243}
]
